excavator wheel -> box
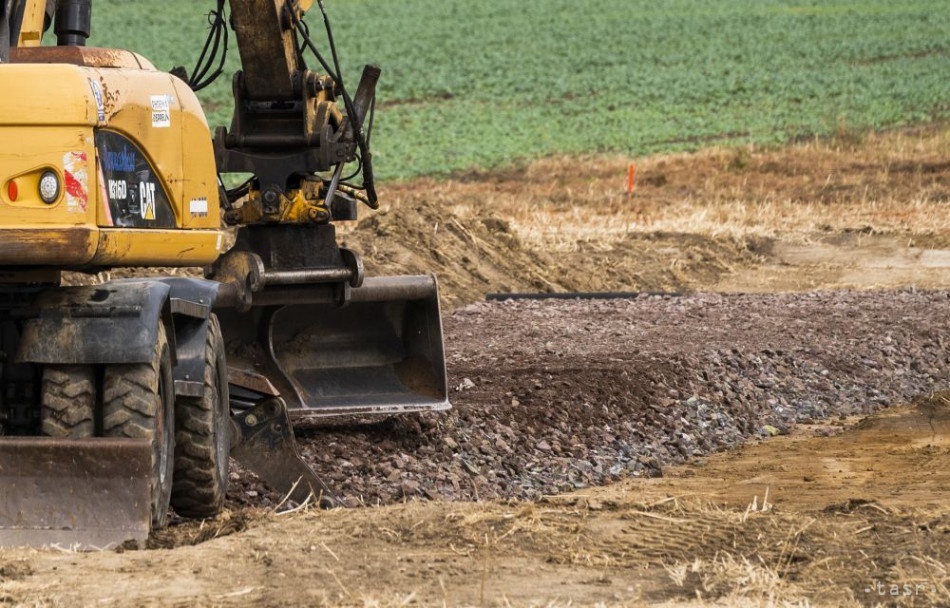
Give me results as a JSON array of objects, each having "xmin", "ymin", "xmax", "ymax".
[
  {"xmin": 40, "ymin": 365, "xmax": 95, "ymax": 438},
  {"xmin": 171, "ymin": 314, "xmax": 230, "ymax": 518},
  {"xmin": 102, "ymin": 323, "xmax": 175, "ymax": 528}
]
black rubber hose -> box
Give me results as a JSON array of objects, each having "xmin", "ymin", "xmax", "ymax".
[{"xmin": 296, "ymin": 3, "xmax": 378, "ymax": 208}]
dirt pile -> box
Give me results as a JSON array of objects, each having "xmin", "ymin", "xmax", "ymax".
[
  {"xmin": 340, "ymin": 202, "xmax": 556, "ymax": 309},
  {"xmin": 340, "ymin": 201, "xmax": 754, "ymax": 309},
  {"xmin": 340, "ymin": 126, "xmax": 950, "ymax": 309},
  {"xmin": 345, "ymin": 198, "xmax": 950, "ymax": 309}
]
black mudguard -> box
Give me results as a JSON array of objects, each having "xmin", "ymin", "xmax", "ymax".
[
  {"xmin": 155, "ymin": 277, "xmax": 222, "ymax": 398},
  {"xmin": 16, "ymin": 279, "xmax": 174, "ymax": 366},
  {"xmin": 16, "ymin": 278, "xmax": 222, "ymax": 397}
]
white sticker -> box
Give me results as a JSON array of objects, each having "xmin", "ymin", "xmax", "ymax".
[
  {"xmin": 189, "ymin": 197, "xmax": 209, "ymax": 217},
  {"xmin": 108, "ymin": 178, "xmax": 128, "ymax": 201},
  {"xmin": 88, "ymin": 79, "xmax": 105, "ymax": 123},
  {"xmin": 151, "ymin": 95, "xmax": 171, "ymax": 128}
]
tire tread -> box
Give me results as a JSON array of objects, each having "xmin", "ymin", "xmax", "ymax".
[
  {"xmin": 171, "ymin": 315, "xmax": 229, "ymax": 518},
  {"xmin": 40, "ymin": 365, "xmax": 95, "ymax": 438}
]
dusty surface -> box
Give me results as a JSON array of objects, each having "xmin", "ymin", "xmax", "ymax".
[
  {"xmin": 7, "ymin": 126, "xmax": 950, "ymax": 607},
  {"xmin": 2, "ymin": 404, "xmax": 947, "ymax": 607}
]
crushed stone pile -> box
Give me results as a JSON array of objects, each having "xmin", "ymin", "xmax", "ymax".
[{"xmin": 227, "ymin": 290, "xmax": 950, "ymax": 509}]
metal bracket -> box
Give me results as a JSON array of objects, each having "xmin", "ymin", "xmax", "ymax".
[{"xmin": 229, "ymin": 397, "xmax": 337, "ymax": 508}]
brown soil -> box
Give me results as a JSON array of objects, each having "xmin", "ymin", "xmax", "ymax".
[
  {"xmin": 341, "ymin": 124, "xmax": 950, "ymax": 307},
  {"xmin": 3, "ymin": 405, "xmax": 947, "ymax": 607},
  {"xmin": 6, "ymin": 126, "xmax": 950, "ymax": 607}
]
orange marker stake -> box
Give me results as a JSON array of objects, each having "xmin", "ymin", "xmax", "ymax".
[{"xmin": 627, "ymin": 163, "xmax": 635, "ymax": 195}]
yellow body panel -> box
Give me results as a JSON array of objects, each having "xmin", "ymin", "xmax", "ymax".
[
  {"xmin": 0, "ymin": 64, "xmax": 99, "ymax": 125},
  {"xmin": 95, "ymin": 229, "xmax": 223, "ymax": 266},
  {"xmin": 170, "ymin": 78, "xmax": 222, "ymax": 231},
  {"xmin": 0, "ymin": 50, "xmax": 225, "ymax": 269},
  {"xmin": 0, "ymin": 125, "xmax": 98, "ymax": 265}
]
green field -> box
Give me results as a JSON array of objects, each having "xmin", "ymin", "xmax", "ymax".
[{"xmin": 91, "ymin": 0, "xmax": 950, "ymax": 180}]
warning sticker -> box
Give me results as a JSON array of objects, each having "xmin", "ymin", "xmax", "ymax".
[
  {"xmin": 151, "ymin": 95, "xmax": 171, "ymax": 128},
  {"xmin": 63, "ymin": 151, "xmax": 88, "ymax": 213},
  {"xmin": 189, "ymin": 197, "xmax": 209, "ymax": 217},
  {"xmin": 88, "ymin": 79, "xmax": 106, "ymax": 124}
]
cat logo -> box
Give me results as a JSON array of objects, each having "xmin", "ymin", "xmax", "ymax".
[{"xmin": 139, "ymin": 181, "xmax": 157, "ymax": 221}]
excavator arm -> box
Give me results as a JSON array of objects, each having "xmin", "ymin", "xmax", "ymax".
[
  {"xmin": 214, "ymin": 0, "xmax": 379, "ymax": 223},
  {"xmin": 0, "ymin": 0, "xmax": 35, "ymax": 57}
]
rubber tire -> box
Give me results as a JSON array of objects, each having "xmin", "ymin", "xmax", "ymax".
[
  {"xmin": 171, "ymin": 314, "xmax": 230, "ymax": 518},
  {"xmin": 40, "ymin": 365, "xmax": 95, "ymax": 438},
  {"xmin": 102, "ymin": 322, "xmax": 175, "ymax": 529}
]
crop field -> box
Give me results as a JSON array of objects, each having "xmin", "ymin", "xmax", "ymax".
[{"xmin": 91, "ymin": 0, "xmax": 950, "ymax": 179}]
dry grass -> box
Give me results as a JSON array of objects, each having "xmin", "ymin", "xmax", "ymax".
[
  {"xmin": 377, "ymin": 125, "xmax": 950, "ymax": 251},
  {"xmin": 663, "ymin": 554, "xmax": 817, "ymax": 607}
]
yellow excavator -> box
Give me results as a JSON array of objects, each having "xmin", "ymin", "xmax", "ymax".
[{"xmin": 0, "ymin": 0, "xmax": 448, "ymax": 548}]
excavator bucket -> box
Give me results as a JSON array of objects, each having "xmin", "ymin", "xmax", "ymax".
[
  {"xmin": 0, "ymin": 438, "xmax": 152, "ymax": 549},
  {"xmin": 218, "ymin": 275, "xmax": 449, "ymax": 420}
]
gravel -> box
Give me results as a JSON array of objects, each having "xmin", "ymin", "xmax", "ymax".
[{"xmin": 227, "ymin": 290, "xmax": 950, "ymax": 509}]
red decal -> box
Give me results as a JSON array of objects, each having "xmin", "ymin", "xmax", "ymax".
[{"xmin": 65, "ymin": 171, "xmax": 87, "ymax": 206}]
